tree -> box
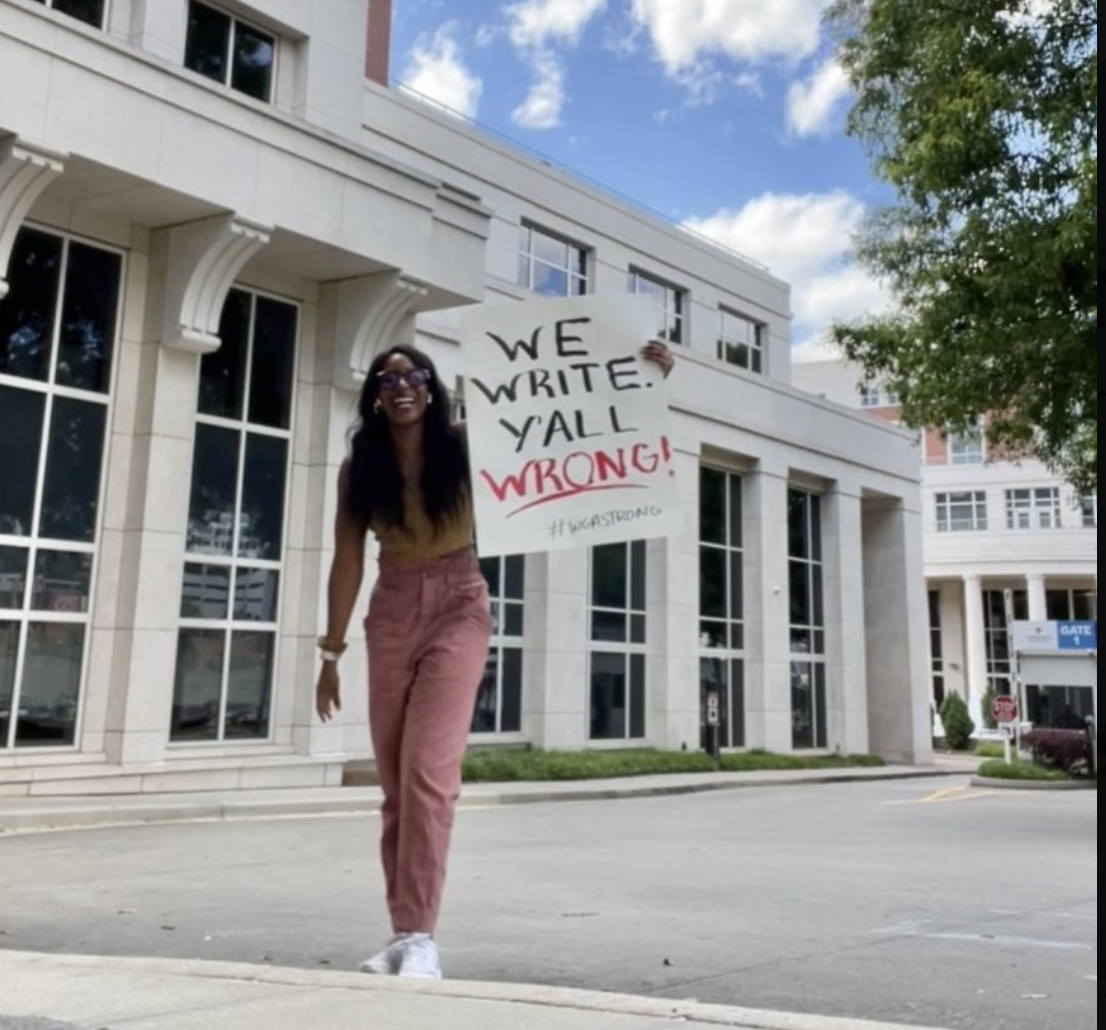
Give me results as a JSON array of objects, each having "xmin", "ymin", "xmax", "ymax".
[{"xmin": 828, "ymin": 0, "xmax": 1097, "ymax": 493}]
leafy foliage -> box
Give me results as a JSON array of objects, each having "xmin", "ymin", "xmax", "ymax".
[
  {"xmin": 939, "ymin": 691, "xmax": 976, "ymax": 750},
  {"xmin": 1022, "ymin": 727, "xmax": 1092, "ymax": 776}
]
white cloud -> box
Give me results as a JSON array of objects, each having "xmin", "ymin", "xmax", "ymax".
[
  {"xmin": 630, "ymin": 0, "xmax": 830, "ymax": 74},
  {"xmin": 401, "ymin": 26, "xmax": 483, "ymax": 119},
  {"xmin": 512, "ymin": 50, "xmax": 566, "ymax": 129},
  {"xmin": 684, "ymin": 191, "xmax": 891, "ymax": 354},
  {"xmin": 786, "ymin": 59, "xmax": 850, "ymax": 137}
]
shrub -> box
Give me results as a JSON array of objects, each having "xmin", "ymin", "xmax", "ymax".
[
  {"xmin": 980, "ymin": 686, "xmax": 998, "ymax": 730},
  {"xmin": 1021, "ymin": 729, "xmax": 1091, "ymax": 777},
  {"xmin": 939, "ymin": 692, "xmax": 976, "ymax": 751},
  {"xmin": 974, "ymin": 742, "xmax": 1007, "ymax": 759},
  {"xmin": 978, "ymin": 758, "xmax": 1068, "ymax": 782}
]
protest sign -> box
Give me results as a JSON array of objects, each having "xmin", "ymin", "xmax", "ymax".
[{"xmin": 458, "ymin": 293, "xmax": 681, "ymax": 557}]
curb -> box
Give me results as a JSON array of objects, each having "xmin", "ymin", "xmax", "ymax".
[
  {"xmin": 970, "ymin": 775, "xmax": 1096, "ymax": 791},
  {"xmin": 0, "ymin": 950, "xmax": 963, "ymax": 1030}
]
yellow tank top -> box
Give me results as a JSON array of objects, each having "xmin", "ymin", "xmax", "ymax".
[{"xmin": 370, "ymin": 480, "xmax": 475, "ymax": 561}]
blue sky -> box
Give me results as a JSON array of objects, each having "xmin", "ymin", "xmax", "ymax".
[{"xmin": 389, "ymin": 0, "xmax": 892, "ymax": 358}]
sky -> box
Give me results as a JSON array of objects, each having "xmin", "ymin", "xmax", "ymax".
[{"xmin": 388, "ymin": 0, "xmax": 893, "ymax": 361}]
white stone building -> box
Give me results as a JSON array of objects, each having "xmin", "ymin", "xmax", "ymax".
[
  {"xmin": 0, "ymin": 0, "xmax": 930, "ymax": 796},
  {"xmin": 793, "ymin": 359, "xmax": 1097, "ymax": 732}
]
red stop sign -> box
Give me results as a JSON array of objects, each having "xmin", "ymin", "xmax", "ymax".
[{"xmin": 992, "ymin": 695, "xmax": 1018, "ymax": 724}]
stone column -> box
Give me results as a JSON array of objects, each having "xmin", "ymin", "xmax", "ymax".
[
  {"xmin": 1025, "ymin": 572, "xmax": 1048, "ymax": 622},
  {"xmin": 962, "ymin": 574, "xmax": 989, "ymax": 729}
]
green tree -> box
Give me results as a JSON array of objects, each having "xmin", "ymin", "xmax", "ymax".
[
  {"xmin": 828, "ymin": 0, "xmax": 1097, "ymax": 493},
  {"xmin": 939, "ymin": 691, "xmax": 976, "ymax": 751}
]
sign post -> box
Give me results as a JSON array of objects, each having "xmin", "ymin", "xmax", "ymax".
[{"xmin": 991, "ymin": 694, "xmax": 1019, "ymax": 763}]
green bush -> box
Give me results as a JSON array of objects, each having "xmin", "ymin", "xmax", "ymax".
[
  {"xmin": 978, "ymin": 758, "xmax": 1069, "ymax": 782},
  {"xmin": 939, "ymin": 692, "xmax": 976, "ymax": 751},
  {"xmin": 980, "ymin": 686, "xmax": 998, "ymax": 730},
  {"xmin": 974, "ymin": 742, "xmax": 1007, "ymax": 759}
]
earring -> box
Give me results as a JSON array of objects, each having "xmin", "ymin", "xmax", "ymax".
[
  {"xmin": 373, "ymin": 399, "xmax": 382, "ymax": 415},
  {"xmin": 426, "ymin": 394, "xmax": 434, "ymax": 406}
]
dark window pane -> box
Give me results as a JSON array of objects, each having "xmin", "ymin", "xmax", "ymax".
[
  {"xmin": 39, "ymin": 398, "xmax": 107, "ymax": 542},
  {"xmin": 630, "ymin": 613, "xmax": 646, "ymax": 644},
  {"xmin": 791, "ymin": 661, "xmax": 814, "ymax": 749},
  {"xmin": 629, "ymin": 653, "xmax": 645, "ymax": 738},
  {"xmin": 811, "ymin": 495, "xmax": 822, "ymax": 562},
  {"xmin": 700, "ymin": 546, "xmax": 726, "ymax": 618},
  {"xmin": 591, "ymin": 610, "xmax": 625, "ymax": 642},
  {"xmin": 729, "ymin": 623, "xmax": 744, "ymax": 650},
  {"xmin": 729, "ymin": 550, "xmax": 743, "ymax": 620},
  {"xmin": 728, "ymin": 474, "xmax": 742, "ymax": 546},
  {"xmin": 814, "ymin": 664, "xmax": 827, "ymax": 748},
  {"xmin": 812, "ymin": 565, "xmax": 824, "ymax": 629},
  {"xmin": 700, "ymin": 656, "xmax": 726, "ymax": 749},
  {"xmin": 15, "ymin": 622, "xmax": 83, "ymax": 746},
  {"xmin": 0, "ymin": 548, "xmax": 29, "ymax": 609},
  {"xmin": 199, "ymin": 289, "xmax": 250, "ymax": 419},
  {"xmin": 788, "ymin": 490, "xmax": 809, "ymax": 559},
  {"xmin": 503, "ymin": 602, "xmax": 523, "ymax": 637},
  {"xmin": 31, "ymin": 550, "xmax": 92, "ymax": 612},
  {"xmin": 479, "ymin": 556, "xmax": 501, "ymax": 596},
  {"xmin": 55, "ymin": 242, "xmax": 121, "ymax": 392},
  {"xmin": 0, "ymin": 621, "xmax": 18, "ymax": 747},
  {"xmin": 0, "ymin": 228, "xmax": 62, "ymax": 382},
  {"xmin": 233, "ymin": 567, "xmax": 279, "ymax": 622},
  {"xmin": 238, "ymin": 434, "xmax": 288, "ymax": 560},
  {"xmin": 591, "ymin": 544, "xmax": 626, "ymax": 609},
  {"xmin": 504, "ymin": 554, "xmax": 525, "ymax": 600},
  {"xmin": 225, "ymin": 630, "xmax": 273, "ymax": 738},
  {"xmin": 630, "ymin": 541, "xmax": 646, "ymax": 611},
  {"xmin": 231, "ymin": 22, "xmax": 276, "ymax": 101},
  {"xmin": 1073, "ymin": 591, "xmax": 1096, "ymax": 621},
  {"xmin": 51, "ymin": 0, "xmax": 105, "ymax": 26},
  {"xmin": 501, "ymin": 647, "xmax": 522, "ymax": 732},
  {"xmin": 180, "ymin": 563, "xmax": 230, "ymax": 619},
  {"xmin": 789, "ymin": 560, "xmax": 810, "ymax": 627},
  {"xmin": 590, "ymin": 652, "xmax": 626, "ymax": 740},
  {"xmin": 699, "ymin": 620, "xmax": 726, "ymax": 648},
  {"xmin": 0, "ymin": 387, "xmax": 45, "ymax": 536},
  {"xmin": 171, "ymin": 628, "xmax": 225, "ymax": 741},
  {"xmin": 699, "ymin": 467, "xmax": 725, "ymax": 543},
  {"xmin": 730, "ymin": 659, "xmax": 745, "ymax": 748},
  {"xmin": 248, "ymin": 296, "xmax": 295, "ymax": 428},
  {"xmin": 790, "ymin": 626, "xmax": 812, "ymax": 653},
  {"xmin": 1045, "ymin": 590, "xmax": 1070, "ymax": 621},
  {"xmin": 185, "ymin": 1, "xmax": 231, "ymax": 85},
  {"xmin": 471, "ymin": 651, "xmax": 498, "ymax": 732},
  {"xmin": 186, "ymin": 424, "xmax": 239, "ymax": 555}
]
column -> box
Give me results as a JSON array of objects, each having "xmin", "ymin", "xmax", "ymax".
[
  {"xmin": 1025, "ymin": 573, "xmax": 1048, "ymax": 621},
  {"xmin": 962, "ymin": 574, "xmax": 988, "ymax": 731}
]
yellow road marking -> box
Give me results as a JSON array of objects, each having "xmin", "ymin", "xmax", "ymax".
[{"xmin": 885, "ymin": 786, "xmax": 1005, "ymax": 805}]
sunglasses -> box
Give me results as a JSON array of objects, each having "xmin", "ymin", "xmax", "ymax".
[{"xmin": 377, "ymin": 368, "xmax": 432, "ymax": 392}]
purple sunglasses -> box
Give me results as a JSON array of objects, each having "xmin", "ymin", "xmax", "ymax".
[{"xmin": 377, "ymin": 368, "xmax": 432, "ymax": 392}]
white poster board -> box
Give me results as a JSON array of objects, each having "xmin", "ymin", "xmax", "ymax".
[{"xmin": 459, "ymin": 294, "xmax": 681, "ymax": 557}]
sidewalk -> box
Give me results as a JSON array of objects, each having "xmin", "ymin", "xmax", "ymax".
[
  {"xmin": 0, "ymin": 759, "xmax": 978, "ymax": 835},
  {"xmin": 0, "ymin": 950, "xmax": 963, "ymax": 1030}
]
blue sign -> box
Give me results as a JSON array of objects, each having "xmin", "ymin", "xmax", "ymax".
[{"xmin": 1057, "ymin": 621, "xmax": 1097, "ymax": 650}]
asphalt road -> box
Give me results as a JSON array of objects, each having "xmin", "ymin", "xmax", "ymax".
[{"xmin": 0, "ymin": 776, "xmax": 1096, "ymax": 1030}]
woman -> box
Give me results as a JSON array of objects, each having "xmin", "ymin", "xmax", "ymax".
[{"xmin": 316, "ymin": 339, "xmax": 673, "ymax": 980}]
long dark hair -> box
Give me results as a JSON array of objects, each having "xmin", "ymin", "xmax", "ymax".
[{"xmin": 346, "ymin": 344, "xmax": 468, "ymax": 531}]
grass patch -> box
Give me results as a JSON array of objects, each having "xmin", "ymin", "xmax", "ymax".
[
  {"xmin": 974, "ymin": 742, "xmax": 1008, "ymax": 759},
  {"xmin": 977, "ymin": 758, "xmax": 1069, "ymax": 782},
  {"xmin": 461, "ymin": 748, "xmax": 884, "ymax": 783}
]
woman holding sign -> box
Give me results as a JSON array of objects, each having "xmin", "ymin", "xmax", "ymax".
[{"xmin": 316, "ymin": 339, "xmax": 673, "ymax": 980}]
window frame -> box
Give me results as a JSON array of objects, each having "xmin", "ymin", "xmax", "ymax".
[
  {"xmin": 717, "ymin": 307, "xmax": 764, "ymax": 374},
  {"xmin": 517, "ymin": 224, "xmax": 589, "ymax": 298},
  {"xmin": 947, "ymin": 427, "xmax": 985, "ymax": 465},
  {"xmin": 1081, "ymin": 495, "xmax": 1096, "ymax": 529},
  {"xmin": 787, "ymin": 489, "xmax": 826, "ymax": 750},
  {"xmin": 858, "ymin": 383, "xmax": 881, "ymax": 408},
  {"xmin": 471, "ymin": 554, "xmax": 525, "ymax": 736},
  {"xmin": 29, "ymin": 0, "xmax": 108, "ymax": 30},
  {"xmin": 935, "ymin": 491, "xmax": 988, "ymax": 532},
  {"xmin": 183, "ymin": 0, "xmax": 278, "ymax": 104},
  {"xmin": 629, "ymin": 268, "xmax": 686, "ymax": 346},
  {"xmin": 1004, "ymin": 487, "xmax": 1062, "ymax": 530}
]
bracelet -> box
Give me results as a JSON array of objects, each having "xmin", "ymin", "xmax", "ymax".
[
  {"xmin": 316, "ymin": 635, "xmax": 348, "ymax": 655},
  {"xmin": 319, "ymin": 649, "xmax": 343, "ymax": 663}
]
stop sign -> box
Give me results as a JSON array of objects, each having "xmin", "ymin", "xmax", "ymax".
[{"xmin": 992, "ymin": 695, "xmax": 1018, "ymax": 724}]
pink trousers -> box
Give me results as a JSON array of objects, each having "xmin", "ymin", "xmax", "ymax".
[{"xmin": 365, "ymin": 548, "xmax": 491, "ymax": 934}]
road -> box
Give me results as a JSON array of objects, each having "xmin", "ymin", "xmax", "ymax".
[{"xmin": 0, "ymin": 776, "xmax": 1096, "ymax": 1030}]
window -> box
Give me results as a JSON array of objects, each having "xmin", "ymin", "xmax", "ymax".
[
  {"xmin": 517, "ymin": 226, "xmax": 587, "ymax": 297},
  {"xmin": 983, "ymin": 589, "xmax": 1026, "ymax": 693},
  {"xmin": 0, "ymin": 227, "xmax": 122, "ymax": 749},
  {"xmin": 27, "ymin": 0, "xmax": 106, "ymax": 29},
  {"xmin": 1081, "ymin": 495, "xmax": 1097, "ymax": 529},
  {"xmin": 472, "ymin": 555, "xmax": 524, "ymax": 734},
  {"xmin": 172, "ymin": 288, "xmax": 297, "ymax": 742},
  {"xmin": 184, "ymin": 1, "xmax": 276, "ymax": 103},
  {"xmin": 718, "ymin": 309, "xmax": 763, "ymax": 374},
  {"xmin": 788, "ymin": 490, "xmax": 826, "ymax": 749},
  {"xmin": 699, "ymin": 468, "xmax": 745, "ymax": 748},
  {"xmin": 630, "ymin": 270, "xmax": 684, "ymax": 345},
  {"xmin": 858, "ymin": 383, "xmax": 880, "ymax": 408},
  {"xmin": 1046, "ymin": 589, "xmax": 1097, "ymax": 622},
  {"xmin": 589, "ymin": 541, "xmax": 647, "ymax": 740},
  {"xmin": 947, "ymin": 428, "xmax": 984, "ymax": 465},
  {"xmin": 1005, "ymin": 488, "xmax": 1061, "ymax": 530},
  {"xmin": 935, "ymin": 491, "xmax": 987, "ymax": 532},
  {"xmin": 928, "ymin": 591, "xmax": 944, "ymax": 708}
]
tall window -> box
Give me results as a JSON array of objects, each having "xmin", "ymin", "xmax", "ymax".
[
  {"xmin": 699, "ymin": 468, "xmax": 744, "ymax": 748},
  {"xmin": 928, "ymin": 590, "xmax": 945, "ymax": 707},
  {"xmin": 629, "ymin": 269, "xmax": 684, "ymax": 345},
  {"xmin": 0, "ymin": 227, "xmax": 122, "ymax": 749},
  {"xmin": 947, "ymin": 428, "xmax": 984, "ymax": 465},
  {"xmin": 1081, "ymin": 495, "xmax": 1096, "ymax": 528},
  {"xmin": 788, "ymin": 490, "xmax": 825, "ymax": 749},
  {"xmin": 517, "ymin": 225, "xmax": 587, "ymax": 297},
  {"xmin": 472, "ymin": 555, "xmax": 524, "ymax": 734},
  {"xmin": 983, "ymin": 589, "xmax": 1027, "ymax": 693},
  {"xmin": 718, "ymin": 308, "xmax": 763, "ymax": 374},
  {"xmin": 172, "ymin": 288, "xmax": 297, "ymax": 742},
  {"xmin": 27, "ymin": 0, "xmax": 106, "ymax": 28},
  {"xmin": 1005, "ymin": 488, "xmax": 1061, "ymax": 530},
  {"xmin": 935, "ymin": 491, "xmax": 987, "ymax": 532},
  {"xmin": 589, "ymin": 541, "xmax": 647, "ymax": 740},
  {"xmin": 1046, "ymin": 589, "xmax": 1097, "ymax": 622},
  {"xmin": 185, "ymin": 1, "xmax": 276, "ymax": 103}
]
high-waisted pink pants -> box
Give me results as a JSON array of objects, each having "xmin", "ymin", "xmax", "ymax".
[{"xmin": 365, "ymin": 548, "xmax": 491, "ymax": 934}]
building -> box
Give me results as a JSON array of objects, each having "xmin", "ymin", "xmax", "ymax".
[
  {"xmin": 793, "ymin": 359, "xmax": 1097, "ymax": 731},
  {"xmin": 0, "ymin": 0, "xmax": 931, "ymax": 796}
]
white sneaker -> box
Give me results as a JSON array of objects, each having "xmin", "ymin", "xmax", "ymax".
[
  {"xmin": 358, "ymin": 935, "xmax": 407, "ymax": 975},
  {"xmin": 396, "ymin": 934, "xmax": 442, "ymax": 980}
]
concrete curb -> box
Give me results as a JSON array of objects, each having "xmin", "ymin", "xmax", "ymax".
[
  {"xmin": 970, "ymin": 775, "xmax": 1096, "ymax": 791},
  {"xmin": 0, "ymin": 950, "xmax": 963, "ymax": 1030}
]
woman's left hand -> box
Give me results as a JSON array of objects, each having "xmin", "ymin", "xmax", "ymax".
[{"xmin": 641, "ymin": 339, "xmax": 675, "ymax": 379}]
